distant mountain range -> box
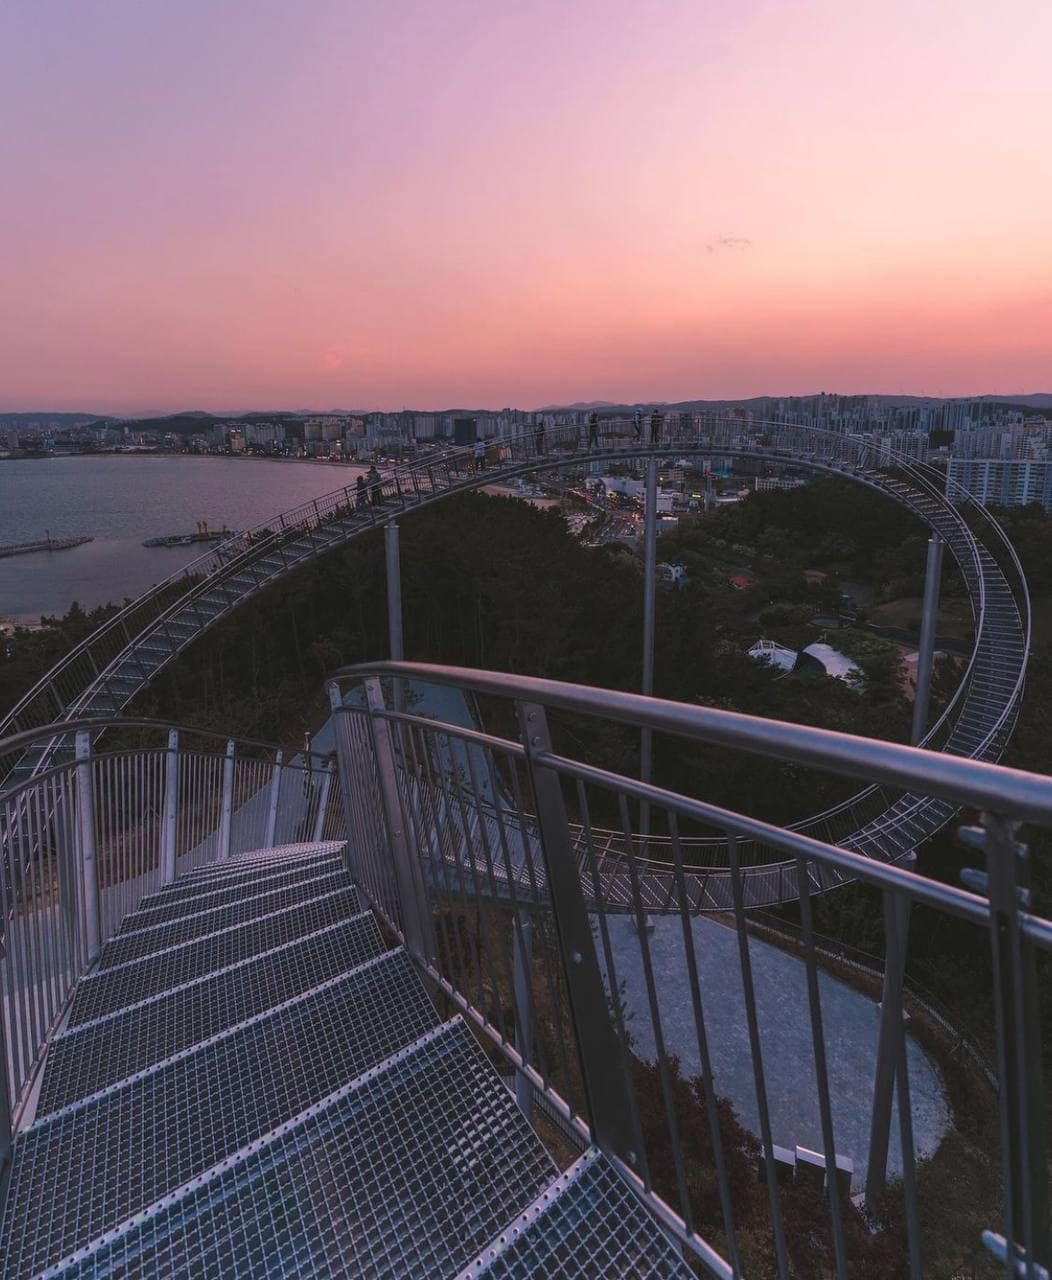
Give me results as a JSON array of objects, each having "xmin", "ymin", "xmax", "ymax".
[{"xmin": 4, "ymin": 393, "xmax": 1052, "ymax": 430}]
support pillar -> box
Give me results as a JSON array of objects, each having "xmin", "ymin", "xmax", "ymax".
[
  {"xmin": 74, "ymin": 731, "xmax": 101, "ymax": 964},
  {"xmin": 640, "ymin": 458, "xmax": 658, "ymax": 837},
  {"xmin": 911, "ymin": 535, "xmax": 943, "ymax": 746},
  {"xmin": 385, "ymin": 522, "xmax": 404, "ymax": 712},
  {"xmin": 512, "ymin": 910, "xmax": 535, "ymax": 1121},
  {"xmin": 265, "ymin": 750, "xmax": 284, "ymax": 850},
  {"xmin": 218, "ymin": 739, "xmax": 235, "ymax": 861},
  {"xmin": 161, "ymin": 728, "xmax": 179, "ymax": 884}
]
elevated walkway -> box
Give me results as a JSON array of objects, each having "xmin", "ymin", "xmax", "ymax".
[{"xmin": 0, "ymin": 842, "xmax": 691, "ymax": 1280}]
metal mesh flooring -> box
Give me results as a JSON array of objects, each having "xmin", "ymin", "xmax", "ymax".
[
  {"xmin": 66, "ymin": 887, "xmax": 361, "ymax": 1027},
  {"xmin": 43, "ymin": 1020, "xmax": 556, "ymax": 1280},
  {"xmin": 144, "ymin": 849, "xmax": 344, "ymax": 906},
  {"xmin": 127, "ymin": 858, "xmax": 346, "ymax": 928},
  {"xmin": 1, "ymin": 950, "xmax": 439, "ymax": 1280},
  {"xmin": 455, "ymin": 1151, "xmax": 694, "ymax": 1279},
  {"xmin": 104, "ymin": 869, "xmax": 350, "ymax": 961},
  {"xmin": 39, "ymin": 912, "xmax": 383, "ymax": 1115},
  {"xmin": 181, "ymin": 841, "xmax": 345, "ymax": 878}
]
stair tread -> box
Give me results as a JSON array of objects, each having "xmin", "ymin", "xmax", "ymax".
[
  {"xmin": 37, "ymin": 1019, "xmax": 556, "ymax": 1280},
  {"xmin": 66, "ymin": 886, "xmax": 361, "ymax": 1028},
  {"xmin": 38, "ymin": 912, "xmax": 384, "ymax": 1115},
  {"xmin": 455, "ymin": 1150, "xmax": 694, "ymax": 1279},
  {"xmin": 0, "ymin": 950, "xmax": 436, "ymax": 1280}
]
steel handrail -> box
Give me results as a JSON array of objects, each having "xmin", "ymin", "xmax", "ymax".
[{"xmin": 333, "ymin": 661, "xmax": 1052, "ymax": 825}]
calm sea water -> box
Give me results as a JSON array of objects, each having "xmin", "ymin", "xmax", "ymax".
[{"xmin": 0, "ymin": 456, "xmax": 368, "ymax": 622}]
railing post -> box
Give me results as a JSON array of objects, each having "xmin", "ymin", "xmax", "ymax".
[
  {"xmin": 312, "ymin": 759, "xmax": 334, "ymax": 842},
  {"xmin": 512, "ymin": 909, "xmax": 534, "ymax": 1121},
  {"xmin": 74, "ymin": 731, "xmax": 101, "ymax": 964},
  {"xmin": 265, "ymin": 749, "xmax": 284, "ymax": 850},
  {"xmin": 983, "ymin": 814, "xmax": 1050, "ymax": 1273},
  {"xmin": 363, "ymin": 677, "xmax": 434, "ymax": 962},
  {"xmin": 385, "ymin": 522, "xmax": 404, "ymax": 713},
  {"xmin": 911, "ymin": 534, "xmax": 943, "ymax": 745},
  {"xmin": 516, "ymin": 699, "xmax": 642, "ymax": 1167},
  {"xmin": 864, "ymin": 868, "xmax": 912, "ymax": 1203},
  {"xmin": 218, "ymin": 738, "xmax": 235, "ymax": 861},
  {"xmin": 0, "ymin": 935, "xmax": 12, "ymax": 1173},
  {"xmin": 640, "ymin": 458, "xmax": 658, "ymax": 836},
  {"xmin": 161, "ymin": 728, "xmax": 179, "ymax": 884}
]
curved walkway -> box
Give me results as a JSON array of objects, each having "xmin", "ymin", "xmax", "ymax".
[{"xmin": 0, "ymin": 421, "xmax": 1030, "ymax": 909}]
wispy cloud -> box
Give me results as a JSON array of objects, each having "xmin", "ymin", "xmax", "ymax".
[{"xmin": 705, "ymin": 235, "xmax": 753, "ymax": 254}]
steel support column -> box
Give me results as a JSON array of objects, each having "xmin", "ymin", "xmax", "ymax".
[
  {"xmin": 160, "ymin": 728, "xmax": 179, "ymax": 884},
  {"xmin": 512, "ymin": 910, "xmax": 534, "ymax": 1121},
  {"xmin": 911, "ymin": 534, "xmax": 944, "ymax": 746},
  {"xmin": 516, "ymin": 699, "xmax": 643, "ymax": 1169},
  {"xmin": 218, "ymin": 738, "xmax": 235, "ymax": 861},
  {"xmin": 74, "ymin": 731, "xmax": 101, "ymax": 964},
  {"xmin": 640, "ymin": 458, "xmax": 658, "ymax": 836},
  {"xmin": 265, "ymin": 750, "xmax": 284, "ymax": 850},
  {"xmin": 865, "ymin": 861, "xmax": 913, "ymax": 1203},
  {"xmin": 385, "ymin": 522, "xmax": 404, "ymax": 713}
]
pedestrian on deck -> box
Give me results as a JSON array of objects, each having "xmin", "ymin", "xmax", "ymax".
[
  {"xmin": 355, "ymin": 475, "xmax": 367, "ymax": 510},
  {"xmin": 633, "ymin": 409, "xmax": 643, "ymax": 442},
  {"xmin": 588, "ymin": 411, "xmax": 599, "ymax": 449},
  {"xmin": 473, "ymin": 439, "xmax": 486, "ymax": 473},
  {"xmin": 366, "ymin": 464, "xmax": 383, "ymax": 506},
  {"xmin": 535, "ymin": 419, "xmax": 546, "ymax": 455},
  {"xmin": 650, "ymin": 408, "xmax": 663, "ymax": 445}
]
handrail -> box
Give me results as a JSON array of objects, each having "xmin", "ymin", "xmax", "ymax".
[
  {"xmin": 333, "ymin": 661, "xmax": 1052, "ymax": 824},
  {"xmin": 0, "ymin": 716, "xmax": 332, "ymax": 764}
]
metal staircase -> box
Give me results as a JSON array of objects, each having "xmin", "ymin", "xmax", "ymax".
[{"xmin": 0, "ymin": 841, "xmax": 692, "ymax": 1280}]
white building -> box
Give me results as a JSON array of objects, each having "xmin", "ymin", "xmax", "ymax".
[{"xmin": 947, "ymin": 458, "xmax": 1052, "ymax": 511}]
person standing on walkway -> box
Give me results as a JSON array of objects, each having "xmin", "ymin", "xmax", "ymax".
[
  {"xmin": 588, "ymin": 411, "xmax": 599, "ymax": 449},
  {"xmin": 355, "ymin": 474, "xmax": 367, "ymax": 510},
  {"xmin": 535, "ymin": 418, "xmax": 546, "ymax": 455},
  {"xmin": 473, "ymin": 439, "xmax": 486, "ymax": 472},
  {"xmin": 366, "ymin": 463, "xmax": 383, "ymax": 506},
  {"xmin": 650, "ymin": 408, "xmax": 663, "ymax": 445},
  {"xmin": 633, "ymin": 408, "xmax": 643, "ymax": 442}
]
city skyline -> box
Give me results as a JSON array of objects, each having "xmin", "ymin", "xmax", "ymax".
[{"xmin": 3, "ymin": 0, "xmax": 1051, "ymax": 414}]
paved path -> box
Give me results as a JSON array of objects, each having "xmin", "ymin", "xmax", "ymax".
[{"xmin": 606, "ymin": 913, "xmax": 948, "ymax": 1187}]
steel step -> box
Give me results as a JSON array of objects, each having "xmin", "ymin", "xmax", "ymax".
[
  {"xmin": 104, "ymin": 868, "xmax": 351, "ymax": 961},
  {"xmin": 38, "ymin": 912, "xmax": 384, "ymax": 1116},
  {"xmin": 454, "ymin": 1149, "xmax": 694, "ymax": 1279},
  {"xmin": 66, "ymin": 886, "xmax": 361, "ymax": 1027},
  {"xmin": 0, "ymin": 950, "xmax": 438, "ymax": 1280},
  {"xmin": 38, "ymin": 1019, "xmax": 556, "ymax": 1280},
  {"xmin": 128, "ymin": 859, "xmax": 346, "ymax": 927}
]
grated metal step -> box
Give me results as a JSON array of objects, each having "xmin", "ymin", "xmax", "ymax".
[
  {"xmin": 38, "ymin": 913, "xmax": 385, "ymax": 1116},
  {"xmin": 453, "ymin": 1149, "xmax": 695, "ymax": 1279},
  {"xmin": 174, "ymin": 840, "xmax": 346, "ymax": 884},
  {"xmin": 106, "ymin": 868, "xmax": 350, "ymax": 960},
  {"xmin": 0, "ymin": 949, "xmax": 439, "ymax": 1280},
  {"xmin": 39, "ymin": 1019, "xmax": 556, "ymax": 1280},
  {"xmin": 125, "ymin": 857, "xmax": 348, "ymax": 928},
  {"xmin": 137, "ymin": 847, "xmax": 345, "ymax": 908},
  {"xmin": 66, "ymin": 886, "xmax": 361, "ymax": 1028}
]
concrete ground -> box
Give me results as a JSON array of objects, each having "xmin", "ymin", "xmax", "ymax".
[{"xmin": 605, "ymin": 912, "xmax": 949, "ymax": 1188}]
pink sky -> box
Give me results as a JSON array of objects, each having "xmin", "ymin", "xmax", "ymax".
[{"xmin": 2, "ymin": 0, "xmax": 1050, "ymax": 413}]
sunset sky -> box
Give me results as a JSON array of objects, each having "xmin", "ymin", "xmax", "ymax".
[{"xmin": 2, "ymin": 0, "xmax": 1050, "ymax": 413}]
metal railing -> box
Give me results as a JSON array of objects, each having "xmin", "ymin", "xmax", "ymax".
[
  {"xmin": 330, "ymin": 660, "xmax": 1050, "ymax": 1280},
  {"xmin": 0, "ymin": 719, "xmax": 340, "ymax": 1148}
]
